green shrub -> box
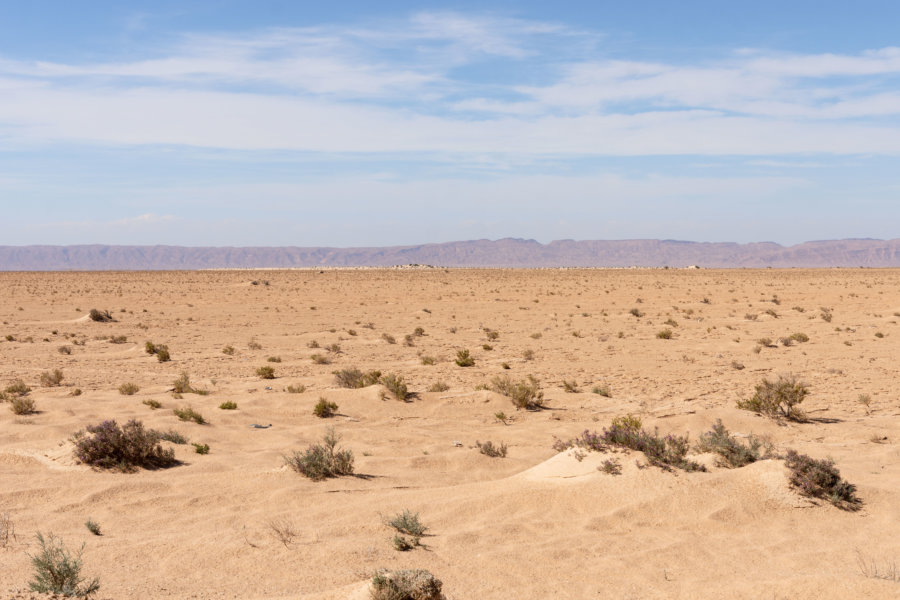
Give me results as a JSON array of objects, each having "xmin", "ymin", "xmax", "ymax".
[
  {"xmin": 218, "ymin": 401, "xmax": 237, "ymax": 410},
  {"xmin": 173, "ymin": 406, "xmax": 206, "ymax": 424},
  {"xmin": 72, "ymin": 419, "xmax": 177, "ymax": 471},
  {"xmin": 491, "ymin": 375, "xmax": 544, "ymax": 410},
  {"xmin": 310, "ymin": 353, "xmax": 331, "ymax": 364},
  {"xmin": 313, "ymin": 397, "xmax": 338, "ymax": 418},
  {"xmin": 737, "ymin": 374, "xmax": 808, "ymax": 421},
  {"xmin": 387, "ymin": 509, "xmax": 427, "ymax": 537},
  {"xmin": 455, "ymin": 349, "xmax": 475, "ymax": 367},
  {"xmin": 155, "ymin": 346, "xmax": 171, "ymax": 362},
  {"xmin": 428, "ymin": 381, "xmax": 449, "ymax": 392},
  {"xmin": 118, "ymin": 383, "xmax": 140, "ymax": 396},
  {"xmin": 695, "ymin": 420, "xmax": 770, "ymax": 468},
  {"xmin": 192, "ymin": 443, "xmax": 210, "ymax": 455},
  {"xmin": 371, "ymin": 569, "xmax": 444, "ymax": 600},
  {"xmin": 656, "ymin": 329, "xmax": 673, "ymax": 339},
  {"xmin": 286, "ymin": 383, "xmax": 306, "ymax": 394},
  {"xmin": 256, "ymin": 366, "xmax": 275, "ymax": 379},
  {"xmin": 222, "ymin": 345, "xmax": 235, "ymax": 355},
  {"xmin": 266, "ymin": 356, "xmax": 281, "ymax": 363},
  {"xmin": 5, "ymin": 379, "xmax": 31, "ymax": 397},
  {"xmin": 562, "ymin": 380, "xmax": 579, "ymax": 393},
  {"xmin": 284, "ymin": 428, "xmax": 354, "ymax": 480},
  {"xmin": 592, "ymin": 384, "xmax": 611, "ymax": 397},
  {"xmin": 144, "ymin": 341, "xmax": 157, "ymax": 355},
  {"xmin": 420, "ymin": 355, "xmax": 436, "ymax": 366},
  {"xmin": 333, "ymin": 368, "xmax": 381, "ymax": 389},
  {"xmin": 382, "ymin": 333, "xmax": 396, "ymax": 344},
  {"xmin": 380, "ymin": 373, "xmax": 409, "ymax": 401},
  {"xmin": 159, "ymin": 429, "xmax": 188, "ymax": 444},
  {"xmin": 172, "ymin": 371, "xmax": 202, "ymax": 394},
  {"xmin": 142, "ymin": 399, "xmax": 162, "ymax": 410},
  {"xmin": 28, "ymin": 532, "xmax": 100, "ymax": 597},
  {"xmin": 89, "ymin": 309, "xmax": 113, "ymax": 322},
  {"xmin": 84, "ymin": 520, "xmax": 101, "ymax": 536},
  {"xmin": 10, "ymin": 395, "xmax": 36, "ymax": 415}
]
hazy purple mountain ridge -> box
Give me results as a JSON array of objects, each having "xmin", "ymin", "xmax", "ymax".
[{"xmin": 2, "ymin": 238, "xmax": 900, "ymax": 270}]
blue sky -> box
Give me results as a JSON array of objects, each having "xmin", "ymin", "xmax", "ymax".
[{"xmin": 1, "ymin": 1, "xmax": 899, "ymax": 247}]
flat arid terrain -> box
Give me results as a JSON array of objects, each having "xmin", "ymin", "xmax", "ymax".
[{"xmin": 2, "ymin": 268, "xmax": 900, "ymax": 599}]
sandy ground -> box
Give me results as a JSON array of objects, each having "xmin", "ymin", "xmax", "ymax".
[{"xmin": 1, "ymin": 268, "xmax": 899, "ymax": 599}]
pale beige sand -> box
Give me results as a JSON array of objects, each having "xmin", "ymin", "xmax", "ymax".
[{"xmin": 1, "ymin": 269, "xmax": 900, "ymax": 599}]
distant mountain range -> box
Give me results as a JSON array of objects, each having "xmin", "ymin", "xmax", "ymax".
[{"xmin": 3, "ymin": 238, "xmax": 900, "ymax": 270}]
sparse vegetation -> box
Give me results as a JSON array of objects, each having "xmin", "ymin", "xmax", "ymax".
[
  {"xmin": 420, "ymin": 355, "xmax": 436, "ymax": 365},
  {"xmin": 256, "ymin": 366, "xmax": 276, "ymax": 379},
  {"xmin": 28, "ymin": 532, "xmax": 100, "ymax": 597},
  {"xmin": 219, "ymin": 401, "xmax": 238, "ymax": 410},
  {"xmin": 380, "ymin": 373, "xmax": 409, "ymax": 401},
  {"xmin": 454, "ymin": 349, "xmax": 475, "ymax": 367},
  {"xmin": 784, "ymin": 449, "xmax": 860, "ymax": 509},
  {"xmin": 562, "ymin": 380, "xmax": 579, "ymax": 393},
  {"xmin": 142, "ymin": 399, "xmax": 162, "ymax": 410},
  {"xmin": 313, "ymin": 397, "xmax": 338, "ymax": 418},
  {"xmin": 334, "ymin": 368, "xmax": 382, "ymax": 389},
  {"xmin": 118, "ymin": 382, "xmax": 140, "ymax": 396},
  {"xmin": 286, "ymin": 383, "xmax": 306, "ymax": 394},
  {"xmin": 491, "ymin": 375, "xmax": 544, "ymax": 410},
  {"xmin": 387, "ymin": 509, "xmax": 427, "ymax": 537},
  {"xmin": 39, "ymin": 369, "xmax": 64, "ymax": 387},
  {"xmin": 695, "ymin": 419, "xmax": 771, "ymax": 468},
  {"xmin": 630, "ymin": 308, "xmax": 644, "ymax": 317},
  {"xmin": 382, "ymin": 333, "xmax": 396, "ymax": 344},
  {"xmin": 10, "ymin": 395, "xmax": 36, "ymax": 415},
  {"xmin": 72, "ymin": 419, "xmax": 177, "ymax": 471},
  {"xmin": 370, "ymin": 569, "xmax": 444, "ymax": 600},
  {"xmin": 84, "ymin": 520, "xmax": 101, "ymax": 536},
  {"xmin": 599, "ymin": 458, "xmax": 622, "ymax": 475},
  {"xmin": 159, "ymin": 429, "xmax": 188, "ymax": 444},
  {"xmin": 428, "ymin": 381, "xmax": 449, "ymax": 392},
  {"xmin": 284, "ymin": 427, "xmax": 354, "ymax": 480},
  {"xmin": 192, "ymin": 443, "xmax": 210, "ymax": 455},
  {"xmin": 89, "ymin": 309, "xmax": 114, "ymax": 323},
  {"xmin": 310, "ymin": 353, "xmax": 331, "ymax": 364},
  {"xmin": 656, "ymin": 328, "xmax": 673, "ymax": 339},
  {"xmin": 222, "ymin": 345, "xmax": 235, "ymax": 355},
  {"xmin": 476, "ymin": 440, "xmax": 507, "ymax": 458},
  {"xmin": 173, "ymin": 406, "xmax": 206, "ymax": 424},
  {"xmin": 737, "ymin": 374, "xmax": 808, "ymax": 421},
  {"xmin": 592, "ymin": 384, "xmax": 611, "ymax": 397}
]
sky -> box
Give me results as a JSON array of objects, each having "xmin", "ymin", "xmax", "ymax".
[{"xmin": 1, "ymin": 0, "xmax": 899, "ymax": 247}]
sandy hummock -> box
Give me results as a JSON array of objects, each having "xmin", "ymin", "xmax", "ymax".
[{"xmin": 1, "ymin": 268, "xmax": 899, "ymax": 599}]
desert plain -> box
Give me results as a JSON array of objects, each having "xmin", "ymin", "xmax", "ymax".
[{"xmin": 1, "ymin": 267, "xmax": 900, "ymax": 599}]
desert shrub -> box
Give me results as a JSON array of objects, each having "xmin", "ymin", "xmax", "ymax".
[
  {"xmin": 10, "ymin": 395, "xmax": 36, "ymax": 415},
  {"xmin": 393, "ymin": 534, "xmax": 418, "ymax": 551},
  {"xmin": 664, "ymin": 318, "xmax": 679, "ymax": 327},
  {"xmin": 313, "ymin": 397, "xmax": 338, "ymax": 418},
  {"xmin": 256, "ymin": 366, "xmax": 276, "ymax": 379},
  {"xmin": 485, "ymin": 329, "xmax": 499, "ymax": 341},
  {"xmin": 310, "ymin": 353, "xmax": 331, "ymax": 364},
  {"xmin": 413, "ymin": 327, "xmax": 425, "ymax": 337},
  {"xmin": 784, "ymin": 449, "xmax": 860, "ymax": 509},
  {"xmin": 333, "ymin": 368, "xmax": 381, "ymax": 389},
  {"xmin": 248, "ymin": 340, "xmax": 263, "ymax": 350},
  {"xmin": 428, "ymin": 381, "xmax": 449, "ymax": 392},
  {"xmin": 371, "ymin": 569, "xmax": 444, "ymax": 600},
  {"xmin": 420, "ymin": 355, "xmax": 436, "ymax": 366},
  {"xmin": 380, "ymin": 373, "xmax": 409, "ymax": 401},
  {"xmin": 730, "ymin": 360, "xmax": 745, "ymax": 370},
  {"xmin": 284, "ymin": 428, "xmax": 354, "ymax": 480},
  {"xmin": 142, "ymin": 399, "xmax": 161, "ymax": 409},
  {"xmin": 599, "ymin": 458, "xmax": 622, "ymax": 475},
  {"xmin": 454, "ymin": 349, "xmax": 475, "ymax": 367},
  {"xmin": 656, "ymin": 329, "xmax": 673, "ymax": 339},
  {"xmin": 286, "ymin": 383, "xmax": 306, "ymax": 394},
  {"xmin": 6, "ymin": 379, "xmax": 31, "ymax": 397},
  {"xmin": 172, "ymin": 371, "xmax": 201, "ymax": 394},
  {"xmin": 756, "ymin": 337, "xmax": 774, "ymax": 347},
  {"xmin": 222, "ymin": 345, "xmax": 235, "ymax": 355},
  {"xmin": 58, "ymin": 345, "xmax": 72, "ymax": 355},
  {"xmin": 28, "ymin": 532, "xmax": 100, "ymax": 597},
  {"xmin": 387, "ymin": 509, "xmax": 427, "ymax": 537},
  {"xmin": 481, "ymin": 344, "xmax": 493, "ymax": 351},
  {"xmin": 404, "ymin": 334, "xmax": 415, "ymax": 346},
  {"xmin": 118, "ymin": 383, "xmax": 140, "ymax": 396},
  {"xmin": 307, "ymin": 340, "xmax": 320, "ymax": 349},
  {"xmin": 1, "ymin": 512, "xmax": 15, "ymax": 548},
  {"xmin": 737, "ymin": 374, "xmax": 808, "ymax": 421},
  {"xmin": 218, "ymin": 401, "xmax": 237, "ymax": 410},
  {"xmin": 159, "ymin": 429, "xmax": 187, "ymax": 444},
  {"xmin": 820, "ymin": 309, "xmax": 833, "ymax": 322},
  {"xmin": 521, "ymin": 349, "xmax": 535, "ymax": 361},
  {"xmin": 173, "ymin": 406, "xmax": 206, "ymax": 424},
  {"xmin": 557, "ymin": 415, "xmax": 705, "ymax": 472},
  {"xmin": 789, "ymin": 332, "xmax": 809, "ymax": 343},
  {"xmin": 192, "ymin": 443, "xmax": 210, "ymax": 455},
  {"xmin": 72, "ymin": 419, "xmax": 177, "ymax": 471},
  {"xmin": 109, "ymin": 335, "xmax": 128, "ymax": 344},
  {"xmin": 476, "ymin": 440, "xmax": 507, "ymax": 458},
  {"xmin": 89, "ymin": 309, "xmax": 113, "ymax": 322},
  {"xmin": 562, "ymin": 380, "xmax": 579, "ymax": 393},
  {"xmin": 40, "ymin": 369, "xmax": 63, "ymax": 387},
  {"xmin": 144, "ymin": 341, "xmax": 156, "ymax": 354},
  {"xmin": 629, "ymin": 308, "xmax": 644, "ymax": 318},
  {"xmin": 266, "ymin": 356, "xmax": 281, "ymax": 363},
  {"xmin": 382, "ymin": 333, "xmax": 396, "ymax": 344},
  {"xmin": 84, "ymin": 520, "xmax": 101, "ymax": 536},
  {"xmin": 592, "ymin": 384, "xmax": 611, "ymax": 397},
  {"xmin": 491, "ymin": 375, "xmax": 544, "ymax": 410},
  {"xmin": 695, "ymin": 420, "xmax": 770, "ymax": 468},
  {"xmin": 155, "ymin": 346, "xmax": 171, "ymax": 362}
]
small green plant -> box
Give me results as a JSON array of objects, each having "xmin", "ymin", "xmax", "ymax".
[
  {"xmin": 730, "ymin": 360, "xmax": 745, "ymax": 370},
  {"xmin": 455, "ymin": 349, "xmax": 475, "ymax": 367},
  {"xmin": 109, "ymin": 335, "xmax": 127, "ymax": 344},
  {"xmin": 173, "ymin": 406, "xmax": 206, "ymax": 424},
  {"xmin": 192, "ymin": 443, "xmax": 210, "ymax": 455},
  {"xmin": 370, "ymin": 569, "xmax": 444, "ymax": 600},
  {"xmin": 172, "ymin": 372, "xmax": 195, "ymax": 394},
  {"xmin": 284, "ymin": 427, "xmax": 354, "ymax": 480},
  {"xmin": 219, "ymin": 401, "xmax": 238, "ymax": 410},
  {"xmin": 380, "ymin": 373, "xmax": 409, "ymax": 401},
  {"xmin": 522, "ymin": 349, "xmax": 535, "ymax": 361},
  {"xmin": 313, "ymin": 397, "xmax": 338, "ymax": 418},
  {"xmin": 592, "ymin": 384, "xmax": 611, "ymax": 397},
  {"xmin": 310, "ymin": 353, "xmax": 331, "ymax": 364},
  {"xmin": 159, "ymin": 429, "xmax": 187, "ymax": 444},
  {"xmin": 58, "ymin": 345, "xmax": 72, "ymax": 355},
  {"xmin": 476, "ymin": 440, "xmax": 507, "ymax": 458},
  {"xmin": 392, "ymin": 534, "xmax": 418, "ymax": 551},
  {"xmin": 858, "ymin": 394, "xmax": 872, "ymax": 415},
  {"xmin": 482, "ymin": 344, "xmax": 493, "ymax": 351},
  {"xmin": 737, "ymin": 374, "xmax": 808, "ymax": 421},
  {"xmin": 84, "ymin": 520, "xmax": 101, "ymax": 536},
  {"xmin": 286, "ymin": 383, "xmax": 306, "ymax": 393},
  {"xmin": 248, "ymin": 340, "xmax": 263, "ymax": 350},
  {"xmin": 656, "ymin": 328, "xmax": 673, "ymax": 339},
  {"xmin": 491, "ymin": 375, "xmax": 544, "ymax": 410},
  {"xmin": 421, "ymin": 355, "xmax": 436, "ymax": 365},
  {"xmin": 629, "ymin": 308, "xmax": 644, "ymax": 318},
  {"xmin": 222, "ymin": 345, "xmax": 235, "ymax": 355},
  {"xmin": 4, "ymin": 379, "xmax": 30, "ymax": 397},
  {"xmin": 789, "ymin": 332, "xmax": 809, "ymax": 343},
  {"xmin": 382, "ymin": 333, "xmax": 396, "ymax": 344},
  {"xmin": 413, "ymin": 327, "xmax": 425, "ymax": 336},
  {"xmin": 155, "ymin": 346, "xmax": 171, "ymax": 362},
  {"xmin": 142, "ymin": 399, "xmax": 161, "ymax": 409},
  {"xmin": 266, "ymin": 356, "xmax": 282, "ymax": 363},
  {"xmin": 28, "ymin": 532, "xmax": 100, "ymax": 597},
  {"xmin": 256, "ymin": 366, "xmax": 276, "ymax": 379},
  {"xmin": 39, "ymin": 369, "xmax": 64, "ymax": 387},
  {"xmin": 695, "ymin": 420, "xmax": 771, "ymax": 468},
  {"xmin": 387, "ymin": 509, "xmax": 427, "ymax": 537},
  {"xmin": 562, "ymin": 380, "xmax": 579, "ymax": 393},
  {"xmin": 118, "ymin": 382, "xmax": 140, "ymax": 396}
]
